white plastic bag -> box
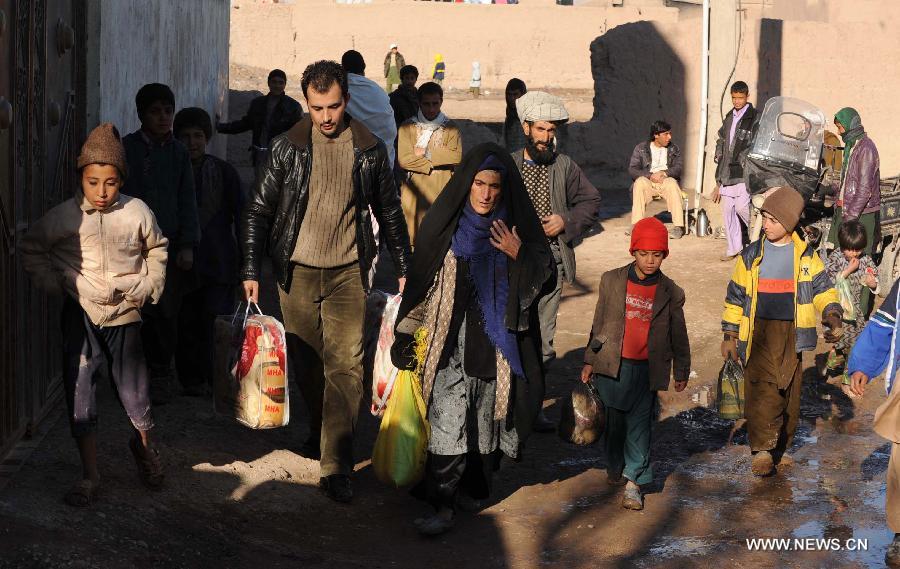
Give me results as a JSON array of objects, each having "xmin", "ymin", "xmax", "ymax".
[
  {"xmin": 371, "ymin": 294, "xmax": 402, "ymax": 416},
  {"xmin": 214, "ymin": 303, "xmax": 290, "ymax": 429}
]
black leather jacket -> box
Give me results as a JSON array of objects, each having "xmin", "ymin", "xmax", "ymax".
[{"xmin": 240, "ymin": 116, "xmax": 411, "ymax": 292}]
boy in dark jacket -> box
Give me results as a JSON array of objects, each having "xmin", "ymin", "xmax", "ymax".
[
  {"xmin": 174, "ymin": 107, "xmax": 244, "ymax": 395},
  {"xmin": 581, "ymin": 217, "xmax": 690, "ymax": 510},
  {"xmin": 122, "ymin": 83, "xmax": 200, "ymax": 404},
  {"xmin": 216, "ymin": 69, "xmax": 304, "ymax": 169},
  {"xmin": 712, "ymin": 81, "xmax": 757, "ymax": 261}
]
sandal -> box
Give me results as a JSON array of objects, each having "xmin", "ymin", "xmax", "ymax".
[
  {"xmin": 64, "ymin": 479, "xmax": 100, "ymax": 507},
  {"xmin": 129, "ymin": 437, "xmax": 164, "ymax": 490}
]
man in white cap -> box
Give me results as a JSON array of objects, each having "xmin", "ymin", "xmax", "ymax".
[
  {"xmin": 384, "ymin": 44, "xmax": 405, "ymax": 93},
  {"xmin": 511, "ymin": 90, "xmax": 601, "ymax": 432}
]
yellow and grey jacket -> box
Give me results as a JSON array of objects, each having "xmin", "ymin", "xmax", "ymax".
[{"xmin": 722, "ymin": 232, "xmax": 841, "ymax": 363}]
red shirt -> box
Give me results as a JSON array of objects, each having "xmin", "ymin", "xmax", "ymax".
[{"xmin": 622, "ymin": 277, "xmax": 657, "ymax": 360}]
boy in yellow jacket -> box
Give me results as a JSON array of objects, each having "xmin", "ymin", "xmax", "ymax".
[
  {"xmin": 721, "ymin": 186, "xmax": 842, "ymax": 476},
  {"xmin": 21, "ymin": 124, "xmax": 169, "ymax": 506}
]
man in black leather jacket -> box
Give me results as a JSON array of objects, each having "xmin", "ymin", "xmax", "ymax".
[{"xmin": 241, "ymin": 60, "xmax": 410, "ymax": 504}]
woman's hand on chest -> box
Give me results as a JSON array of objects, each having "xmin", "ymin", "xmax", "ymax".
[{"xmin": 489, "ymin": 220, "xmax": 520, "ymax": 260}]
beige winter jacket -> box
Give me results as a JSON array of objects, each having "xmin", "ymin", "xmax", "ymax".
[{"xmin": 21, "ymin": 191, "xmax": 168, "ymax": 327}]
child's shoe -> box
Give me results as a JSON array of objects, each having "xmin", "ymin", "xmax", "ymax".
[
  {"xmin": 751, "ymin": 450, "xmax": 775, "ymax": 477},
  {"xmin": 622, "ymin": 481, "xmax": 643, "ymax": 510},
  {"xmin": 129, "ymin": 437, "xmax": 164, "ymax": 490}
]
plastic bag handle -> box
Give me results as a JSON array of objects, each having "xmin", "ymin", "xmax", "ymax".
[
  {"xmin": 584, "ymin": 379, "xmax": 602, "ymax": 402},
  {"xmin": 231, "ymin": 301, "xmax": 262, "ymax": 327}
]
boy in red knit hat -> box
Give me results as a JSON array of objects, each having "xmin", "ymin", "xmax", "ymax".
[{"xmin": 581, "ymin": 217, "xmax": 690, "ymax": 510}]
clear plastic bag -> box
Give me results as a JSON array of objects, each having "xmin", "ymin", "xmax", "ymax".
[
  {"xmin": 371, "ymin": 294, "xmax": 402, "ymax": 416},
  {"xmin": 214, "ymin": 303, "xmax": 290, "ymax": 429},
  {"xmin": 558, "ymin": 381, "xmax": 605, "ymax": 446},
  {"xmin": 835, "ymin": 275, "xmax": 856, "ymax": 322}
]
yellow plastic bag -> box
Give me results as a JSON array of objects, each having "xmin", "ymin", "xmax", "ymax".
[
  {"xmin": 372, "ymin": 369, "xmax": 430, "ymax": 487},
  {"xmin": 716, "ymin": 360, "xmax": 745, "ymax": 420}
]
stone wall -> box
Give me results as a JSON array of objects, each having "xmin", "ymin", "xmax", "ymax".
[
  {"xmin": 84, "ymin": 0, "xmax": 230, "ymax": 155},
  {"xmin": 230, "ymin": 0, "xmax": 900, "ymax": 188},
  {"xmin": 228, "ymin": 0, "xmax": 678, "ymax": 92}
]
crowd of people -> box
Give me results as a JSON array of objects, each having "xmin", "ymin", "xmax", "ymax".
[{"xmin": 17, "ymin": 51, "xmax": 899, "ymax": 564}]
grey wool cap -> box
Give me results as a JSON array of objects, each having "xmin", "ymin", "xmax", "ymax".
[
  {"xmin": 77, "ymin": 122, "xmax": 128, "ymax": 178},
  {"xmin": 515, "ymin": 91, "xmax": 569, "ymax": 124}
]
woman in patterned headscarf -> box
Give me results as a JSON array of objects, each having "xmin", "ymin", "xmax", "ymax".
[{"xmin": 392, "ymin": 143, "xmax": 552, "ymax": 536}]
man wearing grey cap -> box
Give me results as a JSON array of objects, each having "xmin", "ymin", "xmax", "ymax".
[{"xmin": 511, "ymin": 91, "xmax": 601, "ymax": 432}]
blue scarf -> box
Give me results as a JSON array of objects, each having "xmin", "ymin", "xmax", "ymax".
[{"xmin": 451, "ymin": 201, "xmax": 523, "ymax": 376}]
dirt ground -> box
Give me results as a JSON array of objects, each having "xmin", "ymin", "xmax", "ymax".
[{"xmin": 0, "ymin": 77, "xmax": 895, "ymax": 569}]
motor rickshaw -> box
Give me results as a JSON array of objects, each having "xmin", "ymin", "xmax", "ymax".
[{"xmin": 743, "ymin": 96, "xmax": 900, "ymax": 290}]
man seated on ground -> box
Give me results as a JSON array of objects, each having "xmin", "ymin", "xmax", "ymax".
[
  {"xmin": 628, "ymin": 120, "xmax": 685, "ymax": 239},
  {"xmin": 389, "ymin": 65, "xmax": 420, "ymax": 128}
]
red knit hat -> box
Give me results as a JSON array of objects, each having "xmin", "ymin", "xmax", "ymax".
[{"xmin": 630, "ymin": 217, "xmax": 669, "ymax": 257}]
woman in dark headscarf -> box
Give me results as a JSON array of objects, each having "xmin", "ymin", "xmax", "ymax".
[
  {"xmin": 827, "ymin": 107, "xmax": 881, "ymax": 316},
  {"xmin": 392, "ymin": 143, "xmax": 553, "ymax": 536}
]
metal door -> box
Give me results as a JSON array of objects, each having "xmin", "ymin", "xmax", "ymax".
[
  {"xmin": 0, "ymin": 0, "xmax": 19, "ymax": 455},
  {"xmin": 0, "ymin": 0, "xmax": 81, "ymax": 458}
]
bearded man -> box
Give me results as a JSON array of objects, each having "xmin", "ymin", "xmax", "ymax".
[{"xmin": 511, "ymin": 91, "xmax": 601, "ymax": 432}]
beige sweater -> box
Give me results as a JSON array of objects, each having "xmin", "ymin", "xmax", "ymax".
[
  {"xmin": 292, "ymin": 126, "xmax": 358, "ymax": 267},
  {"xmin": 21, "ymin": 191, "xmax": 168, "ymax": 327}
]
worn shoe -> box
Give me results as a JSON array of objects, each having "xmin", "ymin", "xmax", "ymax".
[
  {"xmin": 532, "ymin": 409, "xmax": 556, "ymax": 434},
  {"xmin": 669, "ymin": 227, "xmax": 685, "ymax": 239},
  {"xmin": 886, "ymin": 534, "xmax": 900, "ymax": 567},
  {"xmin": 414, "ymin": 513, "xmax": 455, "ymax": 536},
  {"xmin": 751, "ymin": 451, "xmax": 776, "ymax": 477},
  {"xmin": 129, "ymin": 437, "xmax": 164, "ymax": 490},
  {"xmin": 774, "ymin": 453, "xmax": 794, "ymax": 468},
  {"xmin": 622, "ymin": 481, "xmax": 643, "ymax": 510},
  {"xmin": 319, "ymin": 474, "xmax": 353, "ymax": 504}
]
